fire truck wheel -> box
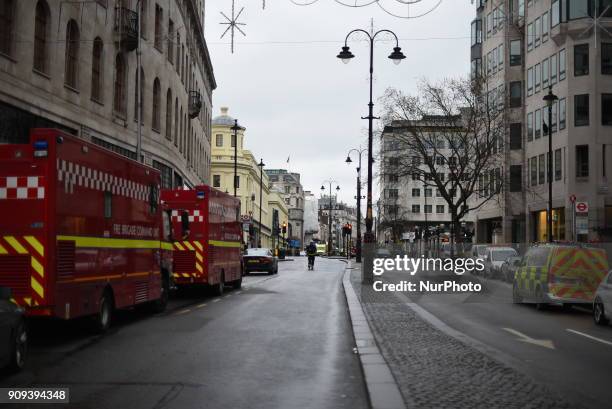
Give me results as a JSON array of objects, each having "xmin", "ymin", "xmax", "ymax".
[
  {"xmin": 94, "ymin": 290, "xmax": 114, "ymax": 333},
  {"xmin": 152, "ymin": 274, "xmax": 169, "ymax": 313},
  {"xmin": 213, "ymin": 272, "xmax": 225, "ymax": 296},
  {"xmin": 233, "ymin": 277, "xmax": 242, "ymax": 289},
  {"xmin": 8, "ymin": 320, "xmax": 27, "ymax": 373}
]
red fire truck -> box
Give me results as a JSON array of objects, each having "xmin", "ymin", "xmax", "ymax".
[
  {"xmin": 0, "ymin": 129, "xmax": 171, "ymax": 331},
  {"xmin": 161, "ymin": 186, "xmax": 243, "ymax": 295}
]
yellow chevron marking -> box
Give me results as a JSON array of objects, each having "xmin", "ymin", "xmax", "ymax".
[
  {"xmin": 31, "ymin": 256, "xmax": 45, "ymax": 278},
  {"xmin": 31, "ymin": 277, "xmax": 44, "ymax": 298},
  {"xmin": 24, "ymin": 297, "xmax": 32, "ymax": 306},
  {"xmin": 0, "ymin": 243, "xmax": 7, "ymax": 254},
  {"xmin": 174, "ymin": 242, "xmax": 185, "ymax": 251},
  {"xmin": 24, "ymin": 236, "xmax": 44, "ymax": 257},
  {"xmin": 183, "ymin": 242, "xmax": 195, "ymax": 251},
  {"xmin": 196, "ymin": 263, "xmax": 203, "ymax": 273},
  {"xmin": 194, "ymin": 241, "xmax": 204, "ymax": 251},
  {"xmin": 195, "ymin": 252, "xmax": 203, "ymax": 263},
  {"xmin": 4, "ymin": 236, "xmax": 28, "ymax": 254}
]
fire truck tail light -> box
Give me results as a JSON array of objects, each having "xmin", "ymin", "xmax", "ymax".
[{"xmin": 33, "ymin": 140, "xmax": 49, "ymax": 158}]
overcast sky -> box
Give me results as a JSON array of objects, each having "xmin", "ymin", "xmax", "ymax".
[{"xmin": 206, "ymin": 0, "xmax": 474, "ymax": 204}]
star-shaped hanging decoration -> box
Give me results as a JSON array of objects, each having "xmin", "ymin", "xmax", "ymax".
[
  {"xmin": 220, "ymin": 0, "xmax": 246, "ymax": 54},
  {"xmin": 577, "ymin": 0, "xmax": 612, "ymax": 48}
]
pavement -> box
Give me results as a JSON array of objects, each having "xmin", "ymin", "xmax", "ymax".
[
  {"xmin": 348, "ymin": 261, "xmax": 612, "ymax": 409},
  {"xmin": 1, "ymin": 258, "xmax": 368, "ymax": 409}
]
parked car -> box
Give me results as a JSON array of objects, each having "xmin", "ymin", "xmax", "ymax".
[
  {"xmin": 483, "ymin": 247, "xmax": 519, "ymax": 279},
  {"xmin": 594, "ymin": 270, "xmax": 612, "ymax": 326},
  {"xmin": 243, "ymin": 248, "xmax": 278, "ymax": 275},
  {"xmin": 470, "ymin": 245, "xmax": 488, "ymax": 275},
  {"xmin": 500, "ymin": 256, "xmax": 522, "ymax": 283},
  {"xmin": 374, "ymin": 248, "xmax": 393, "ymax": 259},
  {"xmin": 0, "ymin": 287, "xmax": 27, "ymax": 373},
  {"xmin": 513, "ymin": 244, "xmax": 609, "ymax": 310}
]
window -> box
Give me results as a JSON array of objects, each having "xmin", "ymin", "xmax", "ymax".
[
  {"xmin": 538, "ymin": 154, "xmax": 545, "ymax": 184},
  {"xmin": 575, "ymin": 94, "xmax": 589, "ymax": 126},
  {"xmin": 510, "ymin": 123, "xmax": 522, "ymax": 149},
  {"xmin": 552, "ymin": 0, "xmax": 560, "ymax": 26},
  {"xmin": 425, "ymin": 188, "xmax": 432, "ymax": 198},
  {"xmin": 535, "ymin": 63, "xmax": 541, "ymax": 93},
  {"xmin": 411, "ymin": 188, "xmax": 420, "ymax": 197},
  {"xmin": 510, "ymin": 40, "xmax": 521, "ymax": 66},
  {"xmin": 527, "ymin": 112, "xmax": 534, "ymax": 141},
  {"xmin": 285, "ymin": 186, "xmax": 291, "ymax": 194},
  {"xmin": 559, "ymin": 49, "xmax": 566, "ymax": 80},
  {"xmin": 173, "ymin": 98, "xmax": 178, "ymax": 146},
  {"xmin": 167, "ymin": 19, "xmax": 174, "ymax": 63},
  {"xmin": 113, "ymin": 53, "xmax": 127, "ymax": 117},
  {"xmin": 550, "ymin": 54, "xmax": 558, "ymax": 84},
  {"xmin": 498, "ymin": 44, "xmax": 504, "ymax": 70},
  {"xmin": 152, "ymin": 78, "xmax": 161, "ymax": 131},
  {"xmin": 555, "ymin": 149, "xmax": 562, "ymax": 180},
  {"xmin": 542, "ymin": 58, "xmax": 549, "ymax": 88},
  {"xmin": 603, "ymin": 94, "xmax": 612, "ymax": 125},
  {"xmin": 576, "ymin": 145, "xmax": 589, "ymax": 178},
  {"xmin": 535, "ymin": 17, "xmax": 541, "ymax": 47},
  {"xmin": 235, "ymin": 176, "xmax": 240, "ymax": 189},
  {"xmin": 91, "ymin": 37, "xmax": 103, "ymax": 102},
  {"xmin": 535, "ymin": 109, "xmax": 542, "ymax": 138},
  {"xmin": 424, "ymin": 205, "xmax": 432, "ymax": 214},
  {"xmin": 411, "ymin": 205, "xmax": 420, "ymax": 213},
  {"xmin": 509, "ymin": 81, "xmax": 522, "ymax": 107},
  {"xmin": 527, "ymin": 67, "xmax": 534, "ymax": 95},
  {"xmin": 154, "ymin": 4, "xmax": 163, "ymax": 51},
  {"xmin": 471, "ymin": 19, "xmax": 482, "ymax": 45},
  {"xmin": 436, "ymin": 205, "xmax": 445, "ymax": 214},
  {"xmin": 509, "ymin": 165, "xmax": 522, "ymax": 192},
  {"xmin": 551, "ymin": 101, "xmax": 558, "ymax": 132},
  {"xmin": 134, "ymin": 68, "xmax": 144, "ymax": 123},
  {"xmin": 213, "ymin": 175, "xmax": 221, "ymax": 188},
  {"xmin": 0, "ymin": 0, "xmax": 14, "ymax": 56},
  {"xmin": 569, "ymin": 0, "xmax": 591, "ymax": 19},
  {"xmin": 175, "ymin": 33, "xmax": 180, "ymax": 68},
  {"xmin": 542, "ymin": 11, "xmax": 549, "ymax": 42},
  {"xmin": 527, "ymin": 23, "xmax": 533, "ymax": 51},
  {"xmin": 231, "ymin": 133, "xmax": 236, "ymax": 148},
  {"xmin": 165, "ymin": 89, "xmax": 172, "ymax": 140},
  {"xmin": 34, "ymin": 1, "xmax": 49, "ymax": 73},
  {"xmin": 574, "ymin": 44, "xmax": 589, "ymax": 76},
  {"xmin": 139, "ymin": 0, "xmax": 147, "ymax": 38},
  {"xmin": 530, "ymin": 157, "xmax": 537, "ymax": 186},
  {"xmin": 559, "ymin": 98, "xmax": 566, "ymax": 129},
  {"xmin": 215, "ymin": 134, "xmax": 223, "ymax": 147},
  {"xmin": 64, "ymin": 20, "xmax": 80, "ymax": 89}
]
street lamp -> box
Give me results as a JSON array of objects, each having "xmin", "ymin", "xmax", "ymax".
[
  {"xmin": 338, "ymin": 28, "xmax": 404, "ymax": 281},
  {"xmin": 346, "ymin": 148, "xmax": 367, "ymax": 263},
  {"xmin": 543, "ymin": 86, "xmax": 558, "ymax": 243},
  {"xmin": 231, "ymin": 119, "xmax": 242, "ymax": 197},
  {"xmin": 257, "ymin": 158, "xmax": 265, "ymax": 247},
  {"xmin": 321, "ymin": 181, "xmax": 340, "ymax": 256}
]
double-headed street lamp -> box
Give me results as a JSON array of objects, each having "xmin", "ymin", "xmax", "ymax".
[
  {"xmin": 231, "ymin": 119, "xmax": 242, "ymax": 198},
  {"xmin": 321, "ymin": 181, "xmax": 340, "ymax": 256},
  {"xmin": 337, "ymin": 29, "xmax": 405, "ymax": 249},
  {"xmin": 346, "ymin": 148, "xmax": 367, "ymax": 263},
  {"xmin": 543, "ymin": 86, "xmax": 558, "ymax": 243},
  {"xmin": 257, "ymin": 158, "xmax": 265, "ymax": 247}
]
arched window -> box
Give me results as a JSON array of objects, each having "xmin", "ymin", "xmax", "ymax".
[
  {"xmin": 174, "ymin": 98, "xmax": 178, "ymax": 146},
  {"xmin": 113, "ymin": 53, "xmax": 127, "ymax": 117},
  {"xmin": 134, "ymin": 67, "xmax": 144, "ymax": 122},
  {"xmin": 152, "ymin": 78, "xmax": 161, "ymax": 131},
  {"xmin": 33, "ymin": 1, "xmax": 49, "ymax": 73},
  {"xmin": 0, "ymin": 0, "xmax": 15, "ymax": 56},
  {"xmin": 64, "ymin": 20, "xmax": 80, "ymax": 89},
  {"xmin": 165, "ymin": 89, "xmax": 172, "ymax": 140},
  {"xmin": 179, "ymin": 106, "xmax": 183, "ymax": 152},
  {"xmin": 91, "ymin": 37, "xmax": 103, "ymax": 102}
]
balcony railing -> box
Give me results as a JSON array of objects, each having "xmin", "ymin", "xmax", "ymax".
[
  {"xmin": 114, "ymin": 7, "xmax": 138, "ymax": 52},
  {"xmin": 189, "ymin": 91, "xmax": 202, "ymax": 119}
]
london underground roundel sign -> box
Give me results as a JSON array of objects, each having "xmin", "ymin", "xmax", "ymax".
[{"xmin": 576, "ymin": 202, "xmax": 588, "ymax": 213}]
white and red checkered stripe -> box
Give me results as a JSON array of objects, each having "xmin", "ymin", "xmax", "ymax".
[
  {"xmin": 171, "ymin": 210, "xmax": 204, "ymax": 223},
  {"xmin": 0, "ymin": 176, "xmax": 45, "ymax": 200},
  {"xmin": 57, "ymin": 159, "xmax": 149, "ymax": 201}
]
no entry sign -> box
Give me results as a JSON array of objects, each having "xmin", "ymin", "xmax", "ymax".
[{"xmin": 576, "ymin": 202, "xmax": 589, "ymax": 213}]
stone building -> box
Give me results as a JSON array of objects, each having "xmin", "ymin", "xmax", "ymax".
[
  {"xmin": 266, "ymin": 169, "xmax": 305, "ymax": 251},
  {"xmin": 0, "ymin": 0, "xmax": 214, "ymax": 188}
]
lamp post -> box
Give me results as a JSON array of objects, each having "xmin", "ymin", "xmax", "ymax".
[
  {"xmin": 337, "ymin": 29, "xmax": 405, "ymax": 248},
  {"xmin": 257, "ymin": 158, "xmax": 265, "ymax": 247},
  {"xmin": 231, "ymin": 120, "xmax": 241, "ymax": 197},
  {"xmin": 346, "ymin": 148, "xmax": 367, "ymax": 263},
  {"xmin": 321, "ymin": 181, "xmax": 340, "ymax": 256},
  {"xmin": 543, "ymin": 86, "xmax": 558, "ymax": 243}
]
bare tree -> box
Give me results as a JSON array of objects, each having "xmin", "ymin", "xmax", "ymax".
[
  {"xmin": 378, "ymin": 195, "xmax": 411, "ymax": 243},
  {"xmin": 380, "ymin": 77, "xmax": 506, "ymax": 252}
]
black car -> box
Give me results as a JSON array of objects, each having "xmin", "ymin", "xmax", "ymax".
[
  {"xmin": 0, "ymin": 287, "xmax": 27, "ymax": 372},
  {"xmin": 244, "ymin": 248, "xmax": 278, "ymax": 275}
]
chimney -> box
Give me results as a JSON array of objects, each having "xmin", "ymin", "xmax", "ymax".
[{"xmin": 220, "ymin": 107, "xmax": 229, "ymax": 116}]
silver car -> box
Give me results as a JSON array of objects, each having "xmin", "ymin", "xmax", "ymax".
[
  {"xmin": 594, "ymin": 270, "xmax": 612, "ymax": 326},
  {"xmin": 483, "ymin": 247, "xmax": 518, "ymax": 279}
]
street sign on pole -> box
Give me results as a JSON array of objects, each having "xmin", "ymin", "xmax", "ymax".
[
  {"xmin": 576, "ymin": 202, "xmax": 589, "ymax": 213},
  {"xmin": 569, "ymin": 194, "xmax": 576, "ymax": 203}
]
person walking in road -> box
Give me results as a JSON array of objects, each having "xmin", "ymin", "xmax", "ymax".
[{"xmin": 306, "ymin": 241, "xmax": 317, "ymax": 270}]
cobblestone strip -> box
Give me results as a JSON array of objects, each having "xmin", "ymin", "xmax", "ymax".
[
  {"xmin": 350, "ymin": 269, "xmax": 582, "ymax": 409},
  {"xmin": 342, "ymin": 263, "xmax": 406, "ymax": 409}
]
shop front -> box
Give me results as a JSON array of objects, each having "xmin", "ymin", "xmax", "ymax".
[{"xmin": 533, "ymin": 208, "xmax": 566, "ymax": 242}]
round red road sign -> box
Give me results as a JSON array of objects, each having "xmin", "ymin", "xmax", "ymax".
[
  {"xmin": 570, "ymin": 194, "xmax": 576, "ymax": 203},
  {"xmin": 576, "ymin": 202, "xmax": 588, "ymax": 212}
]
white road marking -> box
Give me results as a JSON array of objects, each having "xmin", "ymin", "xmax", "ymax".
[
  {"xmin": 212, "ymin": 298, "xmax": 221, "ymax": 303},
  {"xmin": 502, "ymin": 328, "xmax": 556, "ymax": 350},
  {"xmin": 195, "ymin": 303, "xmax": 207, "ymax": 309},
  {"xmin": 567, "ymin": 329, "xmax": 612, "ymax": 347},
  {"xmin": 174, "ymin": 309, "xmax": 191, "ymax": 315},
  {"xmin": 235, "ymin": 291, "xmax": 242, "ymax": 295}
]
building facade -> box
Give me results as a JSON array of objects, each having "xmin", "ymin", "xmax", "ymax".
[
  {"xmin": 0, "ymin": 0, "xmax": 215, "ymax": 188},
  {"xmin": 211, "ymin": 107, "xmax": 288, "ymax": 248},
  {"xmin": 471, "ymin": 0, "xmax": 612, "ymax": 243},
  {"xmin": 266, "ymin": 169, "xmax": 305, "ymax": 251},
  {"xmin": 303, "ymin": 191, "xmax": 320, "ymax": 244}
]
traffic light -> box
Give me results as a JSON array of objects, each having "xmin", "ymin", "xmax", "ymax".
[{"xmin": 282, "ymin": 221, "xmax": 287, "ymax": 234}]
